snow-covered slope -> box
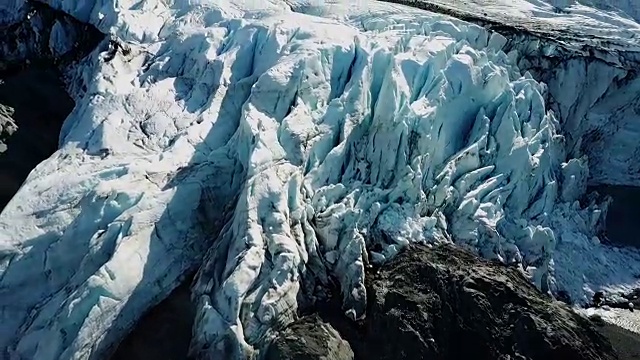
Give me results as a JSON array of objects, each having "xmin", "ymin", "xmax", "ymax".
[
  {"xmin": 394, "ymin": 0, "xmax": 640, "ymax": 44},
  {"xmin": 2, "ymin": 0, "xmax": 640, "ymax": 359}
]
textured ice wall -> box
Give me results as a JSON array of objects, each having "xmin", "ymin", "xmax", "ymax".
[
  {"xmin": 501, "ymin": 32, "xmax": 640, "ymax": 307},
  {"xmin": 385, "ymin": 0, "xmax": 640, "ymax": 309},
  {"xmin": 524, "ymin": 56, "xmax": 640, "ymax": 187},
  {"xmin": 3, "ymin": 1, "xmax": 640, "ymax": 359},
  {"xmin": 183, "ymin": 9, "xmax": 580, "ymax": 357}
]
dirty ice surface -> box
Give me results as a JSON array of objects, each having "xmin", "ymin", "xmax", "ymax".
[
  {"xmin": 2, "ymin": 0, "xmax": 640, "ymax": 359},
  {"xmin": 403, "ymin": 0, "xmax": 640, "ymax": 42}
]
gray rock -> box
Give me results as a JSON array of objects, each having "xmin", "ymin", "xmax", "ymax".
[
  {"xmin": 109, "ymin": 281, "xmax": 195, "ymax": 360},
  {"xmin": 326, "ymin": 244, "xmax": 617, "ymax": 360},
  {"xmin": 265, "ymin": 315, "xmax": 354, "ymax": 360},
  {"xmin": 0, "ymin": 2, "xmax": 103, "ymax": 212},
  {"xmin": 0, "ymin": 103, "xmax": 17, "ymax": 153},
  {"xmin": 0, "ymin": 1, "xmax": 103, "ymax": 73},
  {"xmin": 0, "ymin": 67, "xmax": 74, "ymax": 211}
]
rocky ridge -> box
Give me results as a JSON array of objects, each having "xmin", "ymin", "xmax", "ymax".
[
  {"xmin": 265, "ymin": 315, "xmax": 354, "ymax": 360},
  {"xmin": 269, "ymin": 244, "xmax": 618, "ymax": 360}
]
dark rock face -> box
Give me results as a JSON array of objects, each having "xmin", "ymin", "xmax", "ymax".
[
  {"xmin": 0, "ymin": 104, "xmax": 18, "ymax": 150},
  {"xmin": 596, "ymin": 323, "xmax": 640, "ymax": 360},
  {"xmin": 0, "ymin": 1, "xmax": 103, "ymax": 73},
  {"xmin": 265, "ymin": 315, "xmax": 354, "ymax": 360},
  {"xmin": 323, "ymin": 244, "xmax": 617, "ymax": 360},
  {"xmin": 110, "ymin": 281, "xmax": 196, "ymax": 360},
  {"xmin": 0, "ymin": 68, "xmax": 74, "ymax": 210},
  {"xmin": 0, "ymin": 2, "xmax": 103, "ymax": 211},
  {"xmin": 589, "ymin": 185, "xmax": 640, "ymax": 248}
]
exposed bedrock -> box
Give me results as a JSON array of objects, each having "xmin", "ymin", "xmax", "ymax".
[
  {"xmin": 265, "ymin": 315, "xmax": 354, "ymax": 360},
  {"xmin": 588, "ymin": 185, "xmax": 640, "ymax": 249},
  {"xmin": 0, "ymin": 1, "xmax": 103, "ymax": 211},
  {"xmin": 110, "ymin": 280, "xmax": 196, "ymax": 360},
  {"xmin": 315, "ymin": 244, "xmax": 617, "ymax": 360},
  {"xmin": 0, "ymin": 1, "xmax": 102, "ymax": 73},
  {"xmin": 0, "ymin": 68, "xmax": 74, "ymax": 211}
]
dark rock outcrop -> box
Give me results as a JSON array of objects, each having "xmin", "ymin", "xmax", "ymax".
[
  {"xmin": 589, "ymin": 185, "xmax": 640, "ymax": 249},
  {"xmin": 0, "ymin": 104, "xmax": 18, "ymax": 150},
  {"xmin": 110, "ymin": 281, "xmax": 196, "ymax": 360},
  {"xmin": 321, "ymin": 244, "xmax": 617, "ymax": 360},
  {"xmin": 0, "ymin": 68, "xmax": 75, "ymax": 210},
  {"xmin": 0, "ymin": 1, "xmax": 103, "ymax": 74},
  {"xmin": 0, "ymin": 2, "xmax": 103, "ymax": 211},
  {"xmin": 596, "ymin": 323, "xmax": 640, "ymax": 360},
  {"xmin": 265, "ymin": 315, "xmax": 354, "ymax": 360}
]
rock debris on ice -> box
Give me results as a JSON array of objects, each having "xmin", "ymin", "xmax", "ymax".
[{"xmin": 2, "ymin": 0, "xmax": 640, "ymax": 359}]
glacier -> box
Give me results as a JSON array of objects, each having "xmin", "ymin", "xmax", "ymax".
[{"xmin": 2, "ymin": 0, "xmax": 640, "ymax": 359}]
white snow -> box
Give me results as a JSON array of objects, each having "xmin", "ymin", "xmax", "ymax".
[
  {"xmin": 401, "ymin": 0, "xmax": 640, "ymax": 41},
  {"xmin": 583, "ymin": 306, "xmax": 640, "ymax": 335},
  {"xmin": 2, "ymin": 0, "xmax": 640, "ymax": 359}
]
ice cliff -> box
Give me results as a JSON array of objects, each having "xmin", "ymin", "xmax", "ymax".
[{"xmin": 2, "ymin": 0, "xmax": 640, "ymax": 359}]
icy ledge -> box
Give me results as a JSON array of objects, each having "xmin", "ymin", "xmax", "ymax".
[{"xmin": 2, "ymin": 1, "xmax": 640, "ymax": 359}]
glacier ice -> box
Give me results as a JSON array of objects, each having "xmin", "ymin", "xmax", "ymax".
[{"xmin": 3, "ymin": 0, "xmax": 640, "ymax": 359}]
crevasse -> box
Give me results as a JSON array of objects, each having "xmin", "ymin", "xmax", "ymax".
[{"xmin": 2, "ymin": 1, "xmax": 640, "ymax": 359}]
